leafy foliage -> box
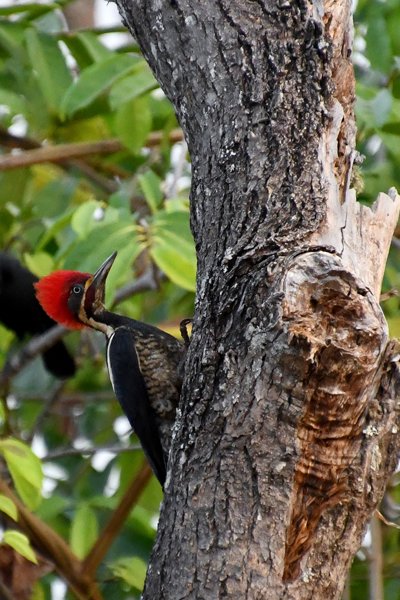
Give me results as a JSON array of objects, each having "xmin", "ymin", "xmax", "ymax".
[
  {"xmin": 0, "ymin": 438, "xmax": 43, "ymax": 509},
  {"xmin": 0, "ymin": 2, "xmax": 194, "ymax": 598},
  {"xmin": 2, "ymin": 530, "xmax": 37, "ymax": 564}
]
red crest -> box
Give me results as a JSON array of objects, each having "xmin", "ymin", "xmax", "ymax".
[{"xmin": 35, "ymin": 271, "xmax": 91, "ymax": 330}]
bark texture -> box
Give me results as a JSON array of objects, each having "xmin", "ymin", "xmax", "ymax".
[{"xmin": 116, "ymin": 1, "xmax": 400, "ymax": 598}]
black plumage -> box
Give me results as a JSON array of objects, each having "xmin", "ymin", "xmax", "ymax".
[
  {"xmin": 35, "ymin": 252, "xmax": 187, "ymax": 485},
  {"xmin": 83, "ymin": 256, "xmax": 187, "ymax": 486},
  {"xmin": 103, "ymin": 317, "xmax": 184, "ymax": 484},
  {"xmin": 0, "ymin": 252, "xmax": 76, "ymax": 378}
]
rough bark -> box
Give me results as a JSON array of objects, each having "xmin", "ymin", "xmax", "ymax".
[{"xmin": 115, "ymin": 1, "xmax": 400, "ymax": 598}]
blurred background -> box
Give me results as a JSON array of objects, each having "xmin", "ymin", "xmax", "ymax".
[{"xmin": 0, "ymin": 0, "xmax": 398, "ymax": 598}]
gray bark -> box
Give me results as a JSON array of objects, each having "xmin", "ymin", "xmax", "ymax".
[{"xmin": 115, "ymin": 1, "xmax": 400, "ymax": 598}]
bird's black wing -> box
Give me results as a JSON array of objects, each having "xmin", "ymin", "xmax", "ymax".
[
  {"xmin": 0, "ymin": 252, "xmax": 76, "ymax": 378},
  {"xmin": 106, "ymin": 326, "xmax": 166, "ymax": 485}
]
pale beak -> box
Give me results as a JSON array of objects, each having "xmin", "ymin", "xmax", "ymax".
[{"xmin": 85, "ymin": 251, "xmax": 117, "ymax": 313}]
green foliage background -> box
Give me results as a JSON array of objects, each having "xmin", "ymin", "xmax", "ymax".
[{"xmin": 0, "ymin": 1, "xmax": 398, "ymax": 598}]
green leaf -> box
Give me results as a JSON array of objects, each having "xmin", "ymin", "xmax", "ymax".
[
  {"xmin": 31, "ymin": 581, "xmax": 45, "ymax": 600},
  {"xmin": 0, "ymin": 494, "xmax": 17, "ymax": 521},
  {"xmin": 25, "ymin": 29, "xmax": 73, "ymax": 116},
  {"xmin": 138, "ymin": 171, "xmax": 163, "ymax": 213},
  {"xmin": 23, "ymin": 251, "xmax": 54, "ymax": 278},
  {"xmin": 35, "ymin": 495, "xmax": 70, "ymax": 521},
  {"xmin": 114, "ymin": 96, "xmax": 152, "ymax": 154},
  {"xmin": 381, "ymin": 121, "xmax": 400, "ymax": 135},
  {"xmin": 356, "ymin": 89, "xmax": 392, "ymax": 129},
  {"xmin": 36, "ymin": 209, "xmax": 74, "ymax": 252},
  {"xmin": 109, "ymin": 64, "xmax": 158, "ymax": 110},
  {"xmin": 365, "ymin": 13, "xmax": 392, "ymax": 73},
  {"xmin": 63, "ymin": 221, "xmax": 140, "ymax": 300},
  {"xmin": 0, "ymin": 89, "xmax": 27, "ymax": 116},
  {"xmin": 70, "ymin": 200, "xmax": 119, "ymax": 238},
  {"xmin": 0, "ymin": 22, "xmax": 25, "ymax": 57},
  {"xmin": 0, "ymin": 439, "xmax": 43, "ymax": 510},
  {"xmin": 149, "ymin": 211, "xmax": 196, "ymax": 291},
  {"xmin": 110, "ymin": 556, "xmax": 147, "ymax": 591},
  {"xmin": 0, "ymin": 3, "xmax": 59, "ymax": 19},
  {"xmin": 61, "ymin": 55, "xmax": 139, "ymax": 118},
  {"xmin": 3, "ymin": 530, "xmax": 37, "ymax": 563},
  {"xmin": 64, "ymin": 31, "xmax": 113, "ymax": 67},
  {"xmin": 0, "ymin": 170, "xmax": 30, "ymax": 209},
  {"xmin": 70, "ymin": 504, "xmax": 98, "ymax": 559}
]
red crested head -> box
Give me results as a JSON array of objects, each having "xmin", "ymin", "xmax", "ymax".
[{"xmin": 35, "ymin": 270, "xmax": 91, "ymax": 330}]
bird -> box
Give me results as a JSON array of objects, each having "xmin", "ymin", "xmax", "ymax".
[
  {"xmin": 0, "ymin": 252, "xmax": 76, "ymax": 379},
  {"xmin": 34, "ymin": 252, "xmax": 186, "ymax": 485}
]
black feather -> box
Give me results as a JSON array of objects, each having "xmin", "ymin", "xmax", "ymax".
[
  {"xmin": 106, "ymin": 327, "xmax": 167, "ymax": 485},
  {"xmin": 0, "ymin": 252, "xmax": 76, "ymax": 378}
]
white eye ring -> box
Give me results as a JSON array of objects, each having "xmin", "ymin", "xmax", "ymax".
[{"xmin": 73, "ymin": 285, "xmax": 82, "ymax": 294}]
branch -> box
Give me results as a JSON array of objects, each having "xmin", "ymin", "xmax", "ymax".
[
  {"xmin": 26, "ymin": 381, "xmax": 66, "ymax": 444},
  {"xmin": 0, "ymin": 140, "xmax": 122, "ymax": 170},
  {"xmin": 0, "ymin": 579, "xmax": 14, "ymax": 600},
  {"xmin": 0, "ymin": 129, "xmax": 184, "ymax": 171},
  {"xmin": 1, "ymin": 336, "xmax": 76, "ymax": 396},
  {"xmin": 369, "ymin": 516, "xmax": 384, "ymax": 600},
  {"xmin": 82, "ymin": 461, "xmax": 153, "ymax": 578},
  {"xmin": 43, "ymin": 443, "xmax": 141, "ymax": 461},
  {"xmin": 0, "ymin": 479, "xmax": 103, "ymax": 600},
  {"xmin": 112, "ymin": 266, "xmax": 161, "ymax": 307},
  {"xmin": 0, "ymin": 266, "xmax": 161, "ymax": 385},
  {"xmin": 0, "ymin": 325, "xmax": 67, "ymax": 387}
]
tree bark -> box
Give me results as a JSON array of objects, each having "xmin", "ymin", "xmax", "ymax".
[{"xmin": 115, "ymin": 1, "xmax": 400, "ymax": 598}]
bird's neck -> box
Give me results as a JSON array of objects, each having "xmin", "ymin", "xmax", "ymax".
[{"xmin": 86, "ymin": 309, "xmax": 125, "ymax": 337}]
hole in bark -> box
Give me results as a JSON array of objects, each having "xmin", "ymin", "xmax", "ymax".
[
  {"xmin": 345, "ymin": 372, "xmax": 353, "ymax": 383},
  {"xmin": 310, "ymin": 296, "xmax": 318, "ymax": 308}
]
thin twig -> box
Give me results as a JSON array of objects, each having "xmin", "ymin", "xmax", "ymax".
[
  {"xmin": 380, "ymin": 288, "xmax": 400, "ymax": 302},
  {"xmin": 68, "ymin": 159, "xmax": 119, "ymax": 194},
  {"xmin": 0, "ymin": 268, "xmax": 162, "ymax": 385},
  {"xmin": 26, "ymin": 381, "xmax": 66, "ymax": 444},
  {"xmin": 43, "ymin": 443, "xmax": 141, "ymax": 461},
  {"xmin": 0, "ymin": 479, "xmax": 103, "ymax": 600},
  {"xmin": 0, "ymin": 326, "xmax": 67, "ymax": 387},
  {"xmin": 0, "ymin": 140, "xmax": 123, "ymax": 171},
  {"xmin": 0, "ymin": 578, "xmax": 14, "ymax": 600},
  {"xmin": 0, "ymin": 129, "xmax": 184, "ymax": 171},
  {"xmin": 0, "ymin": 126, "xmax": 119, "ymax": 194},
  {"xmin": 82, "ymin": 461, "xmax": 153, "ymax": 578},
  {"xmin": 375, "ymin": 508, "xmax": 400, "ymax": 530},
  {"xmin": 369, "ymin": 515, "xmax": 383, "ymax": 600},
  {"xmin": 112, "ymin": 267, "xmax": 160, "ymax": 307},
  {"xmin": 0, "ymin": 125, "xmax": 40, "ymax": 150}
]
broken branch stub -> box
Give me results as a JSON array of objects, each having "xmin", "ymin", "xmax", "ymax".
[
  {"xmin": 281, "ymin": 182, "xmax": 400, "ymax": 580},
  {"xmin": 281, "ymin": 251, "xmax": 389, "ymax": 580}
]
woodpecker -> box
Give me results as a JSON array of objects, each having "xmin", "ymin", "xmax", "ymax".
[
  {"xmin": 35, "ymin": 252, "xmax": 185, "ymax": 485},
  {"xmin": 0, "ymin": 252, "xmax": 76, "ymax": 379}
]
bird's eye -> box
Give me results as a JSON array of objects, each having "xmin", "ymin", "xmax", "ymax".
[{"xmin": 72, "ymin": 285, "xmax": 82, "ymax": 295}]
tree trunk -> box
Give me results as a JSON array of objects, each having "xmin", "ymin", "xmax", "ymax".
[{"xmin": 116, "ymin": 1, "xmax": 400, "ymax": 598}]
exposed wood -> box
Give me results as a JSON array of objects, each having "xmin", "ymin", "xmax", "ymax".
[{"xmin": 281, "ymin": 249, "xmax": 393, "ymax": 580}]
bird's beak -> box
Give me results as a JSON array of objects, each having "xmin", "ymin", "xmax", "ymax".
[{"xmin": 85, "ymin": 251, "xmax": 117, "ymax": 313}]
